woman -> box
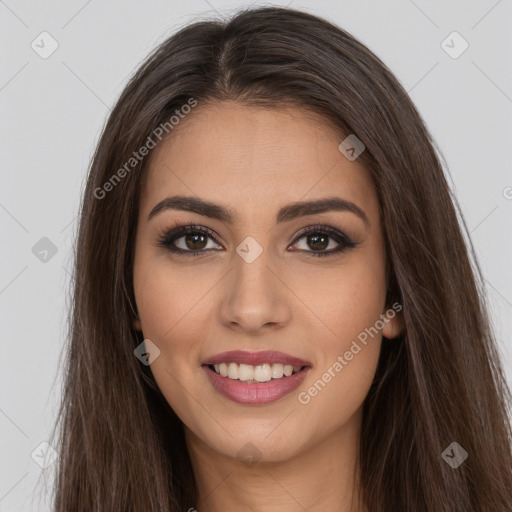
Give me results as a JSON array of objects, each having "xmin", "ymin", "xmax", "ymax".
[{"xmin": 49, "ymin": 6, "xmax": 512, "ymax": 511}]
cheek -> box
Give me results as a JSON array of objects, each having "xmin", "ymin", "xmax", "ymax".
[
  {"xmin": 133, "ymin": 261, "xmax": 209, "ymax": 422},
  {"xmin": 325, "ymin": 268, "xmax": 386, "ymax": 344},
  {"xmin": 133, "ymin": 256, "xmax": 211, "ymax": 344},
  {"xmin": 293, "ymin": 269, "xmax": 385, "ymax": 433},
  {"xmin": 132, "ymin": 260, "xmax": 213, "ymax": 419},
  {"xmin": 290, "ymin": 248, "xmax": 386, "ymax": 423},
  {"xmin": 292, "ymin": 247, "xmax": 387, "ymax": 347}
]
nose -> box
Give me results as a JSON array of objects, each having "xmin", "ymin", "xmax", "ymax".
[{"xmin": 218, "ymin": 251, "xmax": 292, "ymax": 335}]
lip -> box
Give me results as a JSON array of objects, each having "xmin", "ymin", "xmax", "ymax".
[
  {"xmin": 202, "ymin": 365, "xmax": 311, "ymax": 405},
  {"xmin": 202, "ymin": 350, "xmax": 312, "ymax": 367}
]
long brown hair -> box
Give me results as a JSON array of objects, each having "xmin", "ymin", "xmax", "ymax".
[{"xmin": 49, "ymin": 6, "xmax": 512, "ymax": 511}]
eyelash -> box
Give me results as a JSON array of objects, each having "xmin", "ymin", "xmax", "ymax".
[{"xmin": 155, "ymin": 222, "xmax": 359, "ymax": 258}]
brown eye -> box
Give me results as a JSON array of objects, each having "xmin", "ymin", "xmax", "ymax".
[
  {"xmin": 304, "ymin": 233, "xmax": 330, "ymax": 251},
  {"xmin": 156, "ymin": 225, "xmax": 222, "ymax": 255},
  {"xmin": 182, "ymin": 232, "xmax": 208, "ymax": 251},
  {"xmin": 289, "ymin": 225, "xmax": 358, "ymax": 257}
]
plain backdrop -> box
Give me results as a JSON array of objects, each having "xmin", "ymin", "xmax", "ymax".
[{"xmin": 1, "ymin": 0, "xmax": 511, "ymax": 510}]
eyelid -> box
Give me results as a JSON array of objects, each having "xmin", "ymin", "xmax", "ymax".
[
  {"xmin": 288, "ymin": 223, "xmax": 358, "ymax": 255},
  {"xmin": 290, "ymin": 223, "xmax": 353, "ymax": 244},
  {"xmin": 155, "ymin": 221, "xmax": 359, "ymax": 256},
  {"xmin": 155, "ymin": 223, "xmax": 222, "ymax": 250}
]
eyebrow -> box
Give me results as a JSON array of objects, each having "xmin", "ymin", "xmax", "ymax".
[{"xmin": 147, "ymin": 195, "xmax": 369, "ymax": 228}]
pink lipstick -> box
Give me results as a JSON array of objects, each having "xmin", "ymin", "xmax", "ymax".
[{"xmin": 202, "ymin": 350, "xmax": 312, "ymax": 405}]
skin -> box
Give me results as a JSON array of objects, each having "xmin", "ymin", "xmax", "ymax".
[{"xmin": 132, "ymin": 101, "xmax": 403, "ymax": 511}]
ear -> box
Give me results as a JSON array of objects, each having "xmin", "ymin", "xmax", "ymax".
[
  {"xmin": 133, "ymin": 316, "xmax": 142, "ymax": 331},
  {"xmin": 381, "ymin": 305, "xmax": 404, "ymax": 340}
]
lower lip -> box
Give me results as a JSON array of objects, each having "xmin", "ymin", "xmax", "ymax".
[{"xmin": 202, "ymin": 365, "xmax": 311, "ymax": 405}]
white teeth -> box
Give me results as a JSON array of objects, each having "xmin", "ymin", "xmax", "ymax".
[
  {"xmin": 228, "ymin": 362, "xmax": 238, "ymax": 379},
  {"xmin": 254, "ymin": 363, "xmax": 272, "ymax": 382},
  {"xmin": 272, "ymin": 364, "xmax": 284, "ymax": 379},
  {"xmin": 238, "ymin": 363, "xmax": 254, "ymax": 381},
  {"xmin": 210, "ymin": 362, "xmax": 304, "ymax": 381}
]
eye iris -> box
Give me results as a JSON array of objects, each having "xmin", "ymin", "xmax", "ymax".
[
  {"xmin": 307, "ymin": 233, "xmax": 328, "ymax": 251},
  {"xmin": 185, "ymin": 233, "xmax": 207, "ymax": 250}
]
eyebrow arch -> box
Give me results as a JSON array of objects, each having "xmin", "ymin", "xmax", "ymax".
[{"xmin": 148, "ymin": 195, "xmax": 369, "ymax": 228}]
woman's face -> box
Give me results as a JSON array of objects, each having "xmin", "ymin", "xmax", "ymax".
[{"xmin": 132, "ymin": 101, "xmax": 401, "ymax": 463}]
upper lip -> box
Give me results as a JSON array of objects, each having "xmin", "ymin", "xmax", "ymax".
[{"xmin": 202, "ymin": 350, "xmax": 312, "ymax": 367}]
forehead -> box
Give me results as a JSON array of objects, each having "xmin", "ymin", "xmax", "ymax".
[{"xmin": 140, "ymin": 101, "xmax": 378, "ymax": 223}]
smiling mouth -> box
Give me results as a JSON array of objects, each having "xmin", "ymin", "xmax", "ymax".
[{"xmin": 204, "ymin": 362, "xmax": 308, "ymax": 383}]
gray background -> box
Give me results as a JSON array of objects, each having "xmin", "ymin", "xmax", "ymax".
[{"xmin": 1, "ymin": 0, "xmax": 511, "ymax": 509}]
